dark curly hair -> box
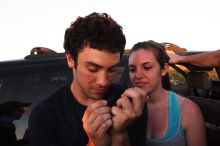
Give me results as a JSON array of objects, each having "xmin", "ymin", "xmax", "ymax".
[{"xmin": 64, "ymin": 12, "xmax": 126, "ymax": 64}]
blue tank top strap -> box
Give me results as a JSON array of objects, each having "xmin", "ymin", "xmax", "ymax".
[
  {"xmin": 147, "ymin": 91, "xmax": 186, "ymax": 145},
  {"xmin": 162, "ymin": 91, "xmax": 180, "ymax": 139}
]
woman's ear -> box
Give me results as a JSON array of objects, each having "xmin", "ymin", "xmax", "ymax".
[
  {"xmin": 161, "ymin": 63, "xmax": 169, "ymax": 76},
  {"xmin": 66, "ymin": 53, "xmax": 75, "ymax": 69}
]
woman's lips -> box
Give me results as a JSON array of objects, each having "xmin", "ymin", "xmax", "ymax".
[{"xmin": 135, "ymin": 82, "xmax": 147, "ymax": 88}]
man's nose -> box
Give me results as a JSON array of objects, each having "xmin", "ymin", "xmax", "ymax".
[{"xmin": 96, "ymin": 72, "xmax": 109, "ymax": 86}]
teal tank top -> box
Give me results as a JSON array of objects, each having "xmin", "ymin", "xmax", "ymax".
[{"xmin": 146, "ymin": 91, "xmax": 186, "ymax": 146}]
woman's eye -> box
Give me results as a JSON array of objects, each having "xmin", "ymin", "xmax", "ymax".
[{"xmin": 144, "ymin": 66, "xmax": 151, "ymax": 70}]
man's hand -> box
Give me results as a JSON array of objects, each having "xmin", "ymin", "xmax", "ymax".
[
  {"xmin": 166, "ymin": 50, "xmax": 182, "ymax": 64},
  {"xmin": 82, "ymin": 100, "xmax": 112, "ymax": 146},
  {"xmin": 111, "ymin": 87, "xmax": 146, "ymax": 132}
]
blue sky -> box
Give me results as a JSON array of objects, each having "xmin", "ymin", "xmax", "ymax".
[{"xmin": 0, "ymin": 0, "xmax": 220, "ymax": 61}]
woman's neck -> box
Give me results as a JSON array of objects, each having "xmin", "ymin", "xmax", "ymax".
[{"xmin": 148, "ymin": 86, "xmax": 169, "ymax": 106}]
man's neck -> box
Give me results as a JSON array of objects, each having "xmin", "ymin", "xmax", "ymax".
[{"xmin": 70, "ymin": 82, "xmax": 99, "ymax": 106}]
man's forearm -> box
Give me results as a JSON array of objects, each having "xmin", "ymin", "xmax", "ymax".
[{"xmin": 181, "ymin": 50, "xmax": 220, "ymax": 67}]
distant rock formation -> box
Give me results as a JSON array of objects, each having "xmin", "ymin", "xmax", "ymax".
[
  {"xmin": 30, "ymin": 47, "xmax": 57, "ymax": 55},
  {"xmin": 161, "ymin": 42, "xmax": 187, "ymax": 52},
  {"xmin": 24, "ymin": 47, "xmax": 58, "ymax": 59},
  {"xmin": 124, "ymin": 49, "xmax": 131, "ymax": 54},
  {"xmin": 125, "ymin": 42, "xmax": 187, "ymax": 54}
]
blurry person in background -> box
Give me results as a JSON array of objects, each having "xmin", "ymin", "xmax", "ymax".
[{"xmin": 0, "ymin": 101, "xmax": 31, "ymax": 146}]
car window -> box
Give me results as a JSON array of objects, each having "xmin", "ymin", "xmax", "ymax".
[
  {"xmin": 112, "ymin": 66, "xmax": 125, "ymax": 84},
  {"xmin": 0, "ymin": 66, "xmax": 72, "ymax": 140},
  {"xmin": 168, "ymin": 65, "xmax": 188, "ymax": 86},
  {"xmin": 208, "ymin": 68, "xmax": 219, "ymax": 81}
]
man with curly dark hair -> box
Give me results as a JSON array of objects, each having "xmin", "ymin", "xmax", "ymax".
[{"xmin": 29, "ymin": 12, "xmax": 147, "ymax": 146}]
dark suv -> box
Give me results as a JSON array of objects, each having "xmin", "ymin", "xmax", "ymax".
[{"xmin": 0, "ymin": 51, "xmax": 219, "ymax": 146}]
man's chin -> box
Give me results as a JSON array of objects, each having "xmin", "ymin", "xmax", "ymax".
[
  {"xmin": 95, "ymin": 93, "xmax": 105, "ymax": 98},
  {"xmin": 91, "ymin": 88, "xmax": 107, "ymax": 96},
  {"xmin": 89, "ymin": 92, "xmax": 105, "ymax": 100}
]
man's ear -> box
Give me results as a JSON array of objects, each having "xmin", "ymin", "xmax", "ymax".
[
  {"xmin": 161, "ymin": 63, "xmax": 169, "ymax": 76},
  {"xmin": 66, "ymin": 53, "xmax": 75, "ymax": 69}
]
